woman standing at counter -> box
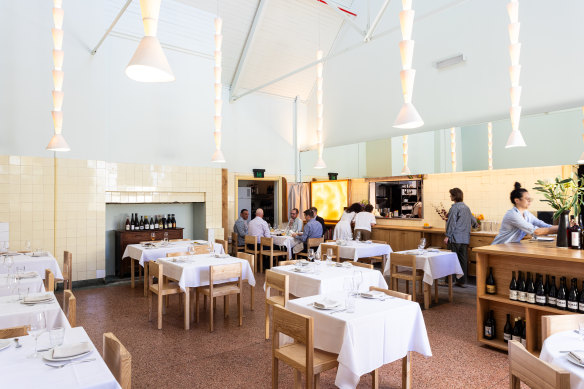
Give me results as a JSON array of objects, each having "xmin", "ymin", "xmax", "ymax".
[
  {"xmin": 354, "ymin": 204, "xmax": 376, "ymax": 241},
  {"xmin": 333, "ymin": 203, "xmax": 361, "ymax": 240},
  {"xmin": 492, "ymin": 182, "xmax": 558, "ymax": 244}
]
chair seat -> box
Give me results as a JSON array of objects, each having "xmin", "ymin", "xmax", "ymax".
[
  {"xmin": 392, "ymin": 269, "xmax": 424, "ymax": 277},
  {"xmin": 275, "ymin": 343, "xmax": 338, "ymax": 374},
  {"xmin": 149, "ymin": 282, "xmax": 181, "ymax": 295},
  {"xmin": 267, "ymin": 295, "xmax": 285, "ymax": 307},
  {"xmin": 263, "ymin": 250, "xmax": 288, "ymax": 257},
  {"xmin": 198, "ymin": 284, "xmax": 241, "ymax": 297}
]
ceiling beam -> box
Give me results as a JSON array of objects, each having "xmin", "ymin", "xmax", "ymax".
[
  {"xmin": 90, "ymin": 0, "xmax": 133, "ymax": 55},
  {"xmin": 317, "ymin": 0, "xmax": 365, "ymax": 37},
  {"xmin": 229, "ymin": 0, "xmax": 269, "ymax": 102},
  {"xmin": 363, "ymin": 0, "xmax": 391, "ymax": 42}
]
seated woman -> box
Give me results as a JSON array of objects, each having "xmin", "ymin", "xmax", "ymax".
[
  {"xmin": 333, "ymin": 203, "xmax": 361, "ymax": 240},
  {"xmin": 353, "ymin": 204, "xmax": 376, "ymax": 241},
  {"xmin": 492, "ymin": 182, "xmax": 558, "ymax": 245}
]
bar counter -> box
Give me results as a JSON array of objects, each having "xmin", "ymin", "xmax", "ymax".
[{"xmin": 474, "ymin": 241, "xmax": 584, "ymax": 354}]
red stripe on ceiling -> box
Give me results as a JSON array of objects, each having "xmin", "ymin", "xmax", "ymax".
[{"xmin": 316, "ymin": 0, "xmax": 357, "ymax": 17}]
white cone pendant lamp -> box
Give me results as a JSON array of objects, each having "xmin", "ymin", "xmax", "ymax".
[
  {"xmin": 46, "ymin": 0, "xmax": 70, "ymax": 152},
  {"xmin": 401, "ymin": 135, "xmax": 411, "ymax": 175},
  {"xmin": 505, "ymin": 0, "xmax": 526, "ymax": 148},
  {"xmin": 211, "ymin": 17, "xmax": 225, "ymax": 163},
  {"xmin": 393, "ymin": 0, "xmax": 423, "ymax": 129},
  {"xmin": 314, "ymin": 49, "xmax": 326, "ymax": 169},
  {"xmin": 125, "ymin": 0, "xmax": 175, "ymax": 82}
]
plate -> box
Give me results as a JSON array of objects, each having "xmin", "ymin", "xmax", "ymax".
[
  {"xmin": 313, "ymin": 299, "xmax": 341, "ymax": 310},
  {"xmin": 0, "ymin": 339, "xmax": 11, "ymax": 351},
  {"xmin": 422, "ymin": 226, "xmax": 433, "ymax": 229},
  {"xmin": 293, "ymin": 267, "xmax": 311, "ymax": 273},
  {"xmin": 535, "ymin": 237, "xmax": 554, "ymax": 242},
  {"xmin": 43, "ymin": 349, "xmax": 92, "ymax": 362},
  {"xmin": 567, "ymin": 354, "xmax": 584, "ymax": 368},
  {"xmin": 360, "ymin": 291, "xmax": 385, "ymax": 299}
]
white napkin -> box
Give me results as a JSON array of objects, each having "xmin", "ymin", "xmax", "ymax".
[
  {"xmin": 16, "ymin": 272, "xmax": 38, "ymax": 279},
  {"xmin": 32, "ymin": 251, "xmax": 49, "ymax": 257},
  {"xmin": 360, "ymin": 290, "xmax": 386, "ymax": 299},
  {"xmin": 23, "ymin": 294, "xmax": 53, "ymax": 303},
  {"xmin": 52, "ymin": 342, "xmax": 92, "ymax": 359},
  {"xmin": 569, "ymin": 351, "xmax": 584, "ymax": 364},
  {"xmin": 314, "ymin": 298, "xmax": 340, "ymax": 309}
]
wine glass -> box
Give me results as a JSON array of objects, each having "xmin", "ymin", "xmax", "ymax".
[
  {"xmin": 355, "ymin": 230, "xmax": 361, "ymax": 242},
  {"xmin": 24, "ymin": 240, "xmax": 31, "ymax": 251},
  {"xmin": 4, "ymin": 256, "xmax": 13, "ymax": 275},
  {"xmin": 188, "ymin": 244, "xmax": 195, "ymax": 256},
  {"xmin": 307, "ymin": 249, "xmax": 315, "ymax": 262},
  {"xmin": 418, "ymin": 238, "xmax": 427, "ymax": 251},
  {"xmin": 27, "ymin": 312, "xmax": 47, "ymax": 359},
  {"xmin": 343, "ymin": 277, "xmax": 353, "ymax": 297},
  {"xmin": 353, "ymin": 270, "xmax": 363, "ymax": 294},
  {"xmin": 151, "ymin": 232, "xmax": 156, "ymax": 241},
  {"xmin": 0, "ymin": 241, "xmax": 4, "ymax": 252},
  {"xmin": 208, "ymin": 241, "xmax": 215, "ymax": 256},
  {"xmin": 163, "ymin": 232, "xmax": 169, "ymax": 244}
]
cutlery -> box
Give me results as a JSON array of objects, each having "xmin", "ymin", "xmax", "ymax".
[
  {"xmin": 37, "ymin": 347, "xmax": 54, "ymax": 352},
  {"xmin": 329, "ymin": 308, "xmax": 346, "ymax": 315},
  {"xmin": 45, "ymin": 358, "xmax": 96, "ymax": 368},
  {"xmin": 13, "ymin": 338, "xmax": 21, "ymax": 348},
  {"xmin": 559, "ymin": 349, "xmax": 584, "ymax": 353}
]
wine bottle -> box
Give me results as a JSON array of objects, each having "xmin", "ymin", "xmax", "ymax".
[
  {"xmin": 149, "ymin": 216, "xmax": 154, "ymax": 230},
  {"xmin": 548, "ymin": 276, "xmax": 557, "ymax": 307},
  {"xmin": 570, "ymin": 215, "xmax": 582, "ymax": 249},
  {"xmin": 511, "ymin": 318, "xmax": 522, "ymax": 342},
  {"xmin": 517, "ymin": 272, "xmax": 527, "ymax": 302},
  {"xmin": 167, "ymin": 214, "xmax": 171, "ymax": 229},
  {"xmin": 568, "ymin": 215, "xmax": 575, "ymax": 247},
  {"xmin": 484, "ymin": 310, "xmax": 495, "ymax": 340},
  {"xmin": 543, "ymin": 274, "xmax": 550, "ymax": 305},
  {"xmin": 556, "ymin": 277, "xmax": 567, "ymax": 310},
  {"xmin": 503, "ymin": 314, "xmax": 512, "ymax": 343},
  {"xmin": 154, "ymin": 215, "xmax": 159, "ymax": 230},
  {"xmin": 568, "ymin": 277, "xmax": 579, "ymax": 312},
  {"xmin": 130, "ymin": 214, "xmax": 135, "ymax": 231},
  {"xmin": 172, "ymin": 214, "xmax": 177, "ymax": 229},
  {"xmin": 535, "ymin": 274, "xmax": 546, "ymax": 305},
  {"xmin": 125, "ymin": 217, "xmax": 130, "ymax": 231},
  {"xmin": 509, "ymin": 271, "xmax": 518, "ymax": 301},
  {"xmin": 521, "ymin": 319, "xmax": 527, "ymax": 347},
  {"xmin": 486, "ymin": 267, "xmax": 496, "ymax": 295},
  {"xmin": 144, "ymin": 216, "xmax": 149, "ymax": 230},
  {"xmin": 526, "ymin": 272, "xmax": 535, "ymax": 304},
  {"xmin": 579, "ymin": 280, "xmax": 584, "ymax": 314},
  {"xmin": 139, "ymin": 216, "xmax": 144, "ymax": 230}
]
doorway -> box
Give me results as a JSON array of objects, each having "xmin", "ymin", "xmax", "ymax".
[{"xmin": 238, "ymin": 179, "xmax": 279, "ymax": 227}]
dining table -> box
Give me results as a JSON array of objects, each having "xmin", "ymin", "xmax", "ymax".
[
  {"xmin": 316, "ymin": 240, "xmax": 392, "ymax": 264},
  {"xmin": 540, "ymin": 329, "xmax": 584, "ymax": 388},
  {"xmin": 0, "ymin": 326, "xmax": 120, "ymax": 389},
  {"xmin": 0, "ymin": 292, "xmax": 70, "ymax": 331},
  {"xmin": 0, "ymin": 272, "xmax": 45, "ymax": 297},
  {"xmin": 0, "ymin": 252, "xmax": 63, "ymax": 280},
  {"xmin": 286, "ymin": 293, "xmax": 432, "ymax": 389},
  {"xmin": 270, "ymin": 233, "xmax": 296, "ymax": 258},
  {"xmin": 269, "ymin": 263, "xmax": 388, "ymax": 298}
]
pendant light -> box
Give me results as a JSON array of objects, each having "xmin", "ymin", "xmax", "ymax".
[
  {"xmin": 125, "ymin": 0, "xmax": 175, "ymax": 83},
  {"xmin": 393, "ymin": 0, "xmax": 423, "ymax": 129},
  {"xmin": 450, "ymin": 127, "xmax": 456, "ymax": 172},
  {"xmin": 46, "ymin": 0, "xmax": 70, "ymax": 152},
  {"xmin": 487, "ymin": 122, "xmax": 493, "ymax": 170},
  {"xmin": 211, "ymin": 16, "xmax": 225, "ymax": 163},
  {"xmin": 505, "ymin": 0, "xmax": 525, "ymax": 147},
  {"xmin": 401, "ymin": 135, "xmax": 411, "ymax": 175},
  {"xmin": 578, "ymin": 107, "xmax": 584, "ymax": 164},
  {"xmin": 313, "ymin": 49, "xmax": 326, "ymax": 169}
]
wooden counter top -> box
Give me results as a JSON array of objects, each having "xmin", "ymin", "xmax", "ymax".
[
  {"xmin": 473, "ymin": 241, "xmax": 584, "ymax": 262},
  {"xmin": 371, "ymin": 224, "xmax": 498, "ymax": 237}
]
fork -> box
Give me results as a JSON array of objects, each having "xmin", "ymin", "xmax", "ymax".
[
  {"xmin": 329, "ymin": 308, "xmax": 346, "ymax": 315},
  {"xmin": 45, "ymin": 358, "xmax": 96, "ymax": 368}
]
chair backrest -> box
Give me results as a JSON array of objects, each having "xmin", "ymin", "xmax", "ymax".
[
  {"xmin": 148, "ymin": 261, "xmax": 163, "ymax": 293},
  {"xmin": 194, "ymin": 246, "xmax": 210, "ymax": 255},
  {"xmin": 0, "ymin": 325, "xmax": 30, "ymax": 339},
  {"xmin": 508, "ymin": 340, "xmax": 570, "ymax": 389},
  {"xmin": 245, "ymin": 235, "xmax": 257, "ymax": 248},
  {"xmin": 265, "ymin": 270, "xmax": 289, "ymax": 306},
  {"xmin": 210, "ymin": 263, "xmax": 242, "ymax": 284},
  {"xmin": 232, "ymin": 232, "xmax": 239, "ymax": 245},
  {"xmin": 169, "ymin": 238, "xmax": 190, "ymax": 242},
  {"xmin": 64, "ymin": 290, "xmax": 76, "ymax": 327},
  {"xmin": 103, "ymin": 332, "xmax": 132, "ymax": 389},
  {"xmin": 63, "ymin": 251, "xmax": 73, "ymax": 290},
  {"xmin": 237, "ymin": 252, "xmax": 255, "ymax": 274},
  {"xmin": 320, "ymin": 244, "xmax": 339, "ymax": 262},
  {"xmin": 278, "ymin": 260, "xmax": 297, "ymax": 266},
  {"xmin": 350, "ymin": 261, "xmax": 373, "ymax": 270},
  {"xmin": 260, "ymin": 237, "xmax": 274, "ymax": 251},
  {"xmin": 542, "ymin": 314, "xmax": 584, "ymax": 341},
  {"xmin": 390, "ymin": 253, "xmax": 417, "ymax": 271},
  {"xmin": 44, "ymin": 269, "xmax": 55, "ymax": 292},
  {"xmin": 307, "ymin": 237, "xmax": 323, "ymax": 249},
  {"xmin": 215, "ymin": 239, "xmax": 228, "ymax": 254},
  {"xmin": 371, "ymin": 240, "xmax": 386, "ymax": 244},
  {"xmin": 166, "ymin": 251, "xmax": 189, "ymax": 257},
  {"xmin": 369, "ymin": 286, "xmax": 412, "ymax": 300},
  {"xmin": 272, "ymin": 305, "xmax": 313, "ymax": 373}
]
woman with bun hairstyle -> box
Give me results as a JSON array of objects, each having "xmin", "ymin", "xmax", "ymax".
[
  {"xmin": 333, "ymin": 202, "xmax": 362, "ymax": 240},
  {"xmin": 492, "ymin": 182, "xmax": 558, "ymax": 244}
]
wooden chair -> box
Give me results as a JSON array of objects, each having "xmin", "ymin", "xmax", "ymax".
[
  {"xmin": 350, "ymin": 261, "xmax": 373, "ymax": 270},
  {"xmin": 63, "ymin": 251, "xmax": 73, "ymax": 290},
  {"xmin": 295, "ymin": 237, "xmax": 324, "ymax": 260},
  {"xmin": 232, "ymin": 232, "xmax": 245, "ymax": 257},
  {"xmin": 169, "ymin": 238, "xmax": 190, "ymax": 242},
  {"xmin": 166, "ymin": 251, "xmax": 190, "ymax": 257},
  {"xmin": 508, "ymin": 340, "xmax": 570, "ymax": 389},
  {"xmin": 103, "ymin": 332, "xmax": 132, "ymax": 389},
  {"xmin": 265, "ymin": 270, "xmax": 289, "ymax": 340},
  {"xmin": 278, "ymin": 260, "xmax": 298, "ymax": 266},
  {"xmin": 0, "ymin": 325, "xmax": 30, "ymax": 339},
  {"xmin": 63, "ymin": 290, "xmax": 76, "ymax": 327},
  {"xmin": 194, "ymin": 245, "xmax": 210, "ymax": 255},
  {"xmin": 195, "ymin": 263, "xmax": 243, "ymax": 332},
  {"xmin": 260, "ymin": 237, "xmax": 289, "ymax": 273},
  {"xmin": 237, "ymin": 252, "xmax": 255, "ymax": 311},
  {"xmin": 245, "ymin": 235, "xmax": 259, "ymax": 272},
  {"xmin": 389, "ymin": 253, "xmax": 425, "ymax": 307},
  {"xmin": 44, "ymin": 269, "xmax": 55, "ymax": 292},
  {"xmin": 215, "ymin": 239, "xmax": 228, "ymax": 254},
  {"xmin": 367, "ymin": 240, "xmax": 388, "ymax": 267},
  {"xmin": 542, "ymin": 314, "xmax": 584, "ymax": 340},
  {"xmin": 148, "ymin": 261, "xmax": 189, "ymax": 330},
  {"xmin": 320, "ymin": 244, "xmax": 339, "ymax": 262},
  {"xmin": 272, "ymin": 305, "xmax": 338, "ymax": 389}
]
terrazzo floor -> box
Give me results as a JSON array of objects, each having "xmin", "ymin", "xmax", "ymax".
[{"xmin": 66, "ymin": 275, "xmax": 514, "ymax": 388}]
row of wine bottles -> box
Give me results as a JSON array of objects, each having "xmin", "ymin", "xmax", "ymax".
[
  {"xmin": 484, "ymin": 311, "xmax": 527, "ymax": 347},
  {"xmin": 125, "ymin": 214, "xmax": 177, "ymax": 231}
]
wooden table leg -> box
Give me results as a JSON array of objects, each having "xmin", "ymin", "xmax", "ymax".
[
  {"xmin": 448, "ymin": 275, "xmax": 453, "ymax": 302},
  {"xmin": 434, "ymin": 281, "xmax": 439, "ymax": 304},
  {"xmin": 131, "ymin": 259, "xmax": 135, "ymax": 288},
  {"xmin": 401, "ymin": 351, "xmax": 412, "ymax": 389},
  {"xmin": 423, "ymin": 283, "xmax": 430, "ymax": 310},
  {"xmin": 143, "ymin": 262, "xmax": 149, "ymax": 297},
  {"xmin": 371, "ymin": 368, "xmax": 379, "ymax": 389},
  {"xmin": 184, "ymin": 287, "xmax": 190, "ymax": 330}
]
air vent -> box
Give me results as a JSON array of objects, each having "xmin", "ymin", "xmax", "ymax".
[{"xmin": 434, "ymin": 54, "xmax": 465, "ymax": 70}]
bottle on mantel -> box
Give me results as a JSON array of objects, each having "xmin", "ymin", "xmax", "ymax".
[
  {"xmin": 167, "ymin": 214, "xmax": 171, "ymax": 229},
  {"xmin": 144, "ymin": 216, "xmax": 149, "ymax": 230},
  {"xmin": 172, "ymin": 214, "xmax": 177, "ymax": 229},
  {"xmin": 154, "ymin": 215, "xmax": 159, "ymax": 230},
  {"xmin": 486, "ymin": 267, "xmax": 496, "ymax": 295},
  {"xmin": 543, "ymin": 274, "xmax": 550, "ymax": 305},
  {"xmin": 517, "ymin": 272, "xmax": 527, "ymax": 302},
  {"xmin": 567, "ymin": 215, "xmax": 575, "ymax": 247},
  {"xmin": 509, "ymin": 271, "xmax": 518, "ymax": 301},
  {"xmin": 149, "ymin": 217, "xmax": 154, "ymax": 230},
  {"xmin": 548, "ymin": 276, "xmax": 557, "ymax": 307},
  {"xmin": 511, "ymin": 318, "xmax": 522, "ymax": 342},
  {"xmin": 579, "ymin": 280, "xmax": 584, "ymax": 314},
  {"xmin": 526, "ymin": 272, "xmax": 535, "ymax": 304},
  {"xmin": 503, "ymin": 314, "xmax": 512, "ymax": 343},
  {"xmin": 568, "ymin": 277, "xmax": 579, "ymax": 312},
  {"xmin": 569, "ymin": 215, "xmax": 583, "ymax": 249},
  {"xmin": 125, "ymin": 217, "xmax": 130, "ymax": 231},
  {"xmin": 521, "ymin": 319, "xmax": 527, "ymax": 348},
  {"xmin": 535, "ymin": 274, "xmax": 546, "ymax": 306},
  {"xmin": 483, "ymin": 310, "xmax": 495, "ymax": 340},
  {"xmin": 139, "ymin": 216, "xmax": 144, "ymax": 230},
  {"xmin": 556, "ymin": 277, "xmax": 568, "ymax": 310}
]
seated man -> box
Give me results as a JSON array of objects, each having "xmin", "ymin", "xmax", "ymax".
[
  {"xmin": 248, "ymin": 208, "xmax": 271, "ymax": 244},
  {"xmin": 287, "ymin": 208, "xmax": 303, "ymax": 233},
  {"xmin": 292, "ymin": 209, "xmax": 323, "ymax": 254},
  {"xmin": 233, "ymin": 209, "xmax": 249, "ymax": 246},
  {"xmin": 310, "ymin": 206, "xmax": 326, "ymax": 237}
]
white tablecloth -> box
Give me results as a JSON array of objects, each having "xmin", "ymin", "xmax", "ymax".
[
  {"xmin": 0, "ymin": 273, "xmax": 45, "ymax": 297},
  {"xmin": 541, "ymin": 330, "xmax": 584, "ymax": 389},
  {"xmin": 287, "ymin": 294, "xmax": 432, "ymax": 389},
  {"xmin": 157, "ymin": 254, "xmax": 256, "ymax": 291},
  {"xmin": 122, "ymin": 242, "xmax": 225, "ymax": 267},
  {"xmin": 316, "ymin": 241, "xmax": 392, "ymax": 262},
  {"xmin": 270, "ymin": 264, "xmax": 388, "ymax": 298},
  {"xmin": 1, "ymin": 253, "xmax": 63, "ymax": 280},
  {"xmin": 271, "ymin": 235, "xmax": 295, "ymax": 258},
  {"xmin": 0, "ymin": 326, "xmax": 120, "ymax": 389},
  {"xmin": 384, "ymin": 250, "xmax": 464, "ymax": 285},
  {"xmin": 0, "ymin": 292, "xmax": 70, "ymax": 331}
]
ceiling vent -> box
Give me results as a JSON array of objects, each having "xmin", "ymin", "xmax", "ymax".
[{"xmin": 434, "ymin": 54, "xmax": 465, "ymax": 70}]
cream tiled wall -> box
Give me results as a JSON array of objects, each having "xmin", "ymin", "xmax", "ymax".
[{"xmin": 0, "ymin": 156, "xmax": 224, "ymax": 282}]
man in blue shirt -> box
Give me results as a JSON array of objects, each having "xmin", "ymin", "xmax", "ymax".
[
  {"xmin": 292, "ymin": 209, "xmax": 323, "ymax": 253},
  {"xmin": 233, "ymin": 209, "xmax": 249, "ymax": 246}
]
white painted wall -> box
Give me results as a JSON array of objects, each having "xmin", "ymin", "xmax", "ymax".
[
  {"xmin": 0, "ymin": 1, "xmax": 303, "ymax": 175},
  {"xmin": 300, "ymin": 143, "xmax": 366, "ymax": 179}
]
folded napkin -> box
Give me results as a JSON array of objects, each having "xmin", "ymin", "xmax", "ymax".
[
  {"xmin": 569, "ymin": 351, "xmax": 584, "ymax": 364},
  {"xmin": 313, "ymin": 298, "xmax": 340, "ymax": 309},
  {"xmin": 52, "ymin": 342, "xmax": 92, "ymax": 359},
  {"xmin": 360, "ymin": 290, "xmax": 386, "ymax": 299},
  {"xmin": 16, "ymin": 271, "xmax": 38, "ymax": 279},
  {"xmin": 23, "ymin": 294, "xmax": 53, "ymax": 303},
  {"xmin": 31, "ymin": 251, "xmax": 49, "ymax": 257},
  {"xmin": 214, "ymin": 254, "xmax": 230, "ymax": 259}
]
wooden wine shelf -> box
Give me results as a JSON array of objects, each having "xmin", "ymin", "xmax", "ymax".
[{"xmin": 478, "ymin": 294, "xmax": 575, "ymax": 315}]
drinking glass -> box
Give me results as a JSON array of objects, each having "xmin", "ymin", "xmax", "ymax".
[
  {"xmin": 4, "ymin": 256, "xmax": 13, "ymax": 274},
  {"xmin": 325, "ymin": 254, "xmax": 333, "ymax": 267},
  {"xmin": 24, "ymin": 240, "xmax": 31, "ymax": 251},
  {"xmin": 49, "ymin": 327, "xmax": 65, "ymax": 347},
  {"xmin": 163, "ymin": 232, "xmax": 169, "ymax": 244},
  {"xmin": 418, "ymin": 238, "xmax": 427, "ymax": 251},
  {"xmin": 307, "ymin": 249, "xmax": 315, "ymax": 262},
  {"xmin": 0, "ymin": 241, "xmax": 4, "ymax": 252},
  {"xmin": 151, "ymin": 232, "xmax": 156, "ymax": 241},
  {"xmin": 345, "ymin": 294, "xmax": 356, "ymax": 313},
  {"xmin": 18, "ymin": 286, "xmax": 29, "ymax": 302},
  {"xmin": 314, "ymin": 258, "xmax": 321, "ymax": 275},
  {"xmin": 353, "ymin": 270, "xmax": 363, "ymax": 294},
  {"xmin": 188, "ymin": 244, "xmax": 195, "ymax": 255},
  {"xmin": 4, "ymin": 242, "xmax": 9, "ymax": 252},
  {"xmin": 327, "ymin": 248, "xmax": 333, "ymax": 259},
  {"xmin": 355, "ymin": 231, "xmax": 361, "ymax": 241},
  {"xmin": 579, "ymin": 322, "xmax": 584, "ymax": 341},
  {"xmin": 27, "ymin": 312, "xmax": 47, "ymax": 359},
  {"xmin": 315, "ymin": 252, "xmax": 320, "ymax": 262},
  {"xmin": 15, "ymin": 265, "xmax": 25, "ymax": 275},
  {"xmin": 208, "ymin": 241, "xmax": 215, "ymax": 256}
]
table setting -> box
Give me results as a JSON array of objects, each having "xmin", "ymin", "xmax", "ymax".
[
  {"xmin": 541, "ymin": 327, "xmax": 584, "ymax": 388},
  {"xmin": 0, "ymin": 292, "xmax": 70, "ymax": 331},
  {"xmin": 315, "ymin": 239, "xmax": 392, "ymax": 263},
  {"xmin": 0, "ymin": 271, "xmax": 45, "ymax": 297},
  {"xmin": 384, "ymin": 248, "xmax": 463, "ymax": 285},
  {"xmin": 0, "ymin": 251, "xmax": 63, "ymax": 280}
]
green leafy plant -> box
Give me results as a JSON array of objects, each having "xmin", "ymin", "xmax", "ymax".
[{"xmin": 533, "ymin": 175, "xmax": 584, "ymax": 220}]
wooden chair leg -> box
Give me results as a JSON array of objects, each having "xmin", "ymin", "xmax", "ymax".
[
  {"xmin": 272, "ymin": 357, "xmax": 279, "ymax": 389},
  {"xmin": 371, "ymin": 369, "xmax": 379, "ymax": 389},
  {"xmin": 402, "ymin": 351, "xmax": 412, "ymax": 389},
  {"xmin": 148, "ymin": 290, "xmax": 152, "ymax": 322},
  {"xmin": 195, "ymin": 289, "xmax": 200, "ymax": 323},
  {"xmin": 423, "ymin": 283, "xmax": 430, "ymax": 310},
  {"xmin": 405, "ymin": 280, "xmax": 409, "ymax": 294},
  {"xmin": 434, "ymin": 282, "xmax": 439, "ymax": 304},
  {"xmin": 260, "ymin": 253, "xmax": 264, "ymax": 273},
  {"xmin": 314, "ymin": 373, "xmax": 320, "ymax": 389},
  {"xmin": 224, "ymin": 295, "xmax": 229, "ymax": 319},
  {"xmin": 131, "ymin": 259, "xmax": 135, "ymax": 288},
  {"xmin": 184, "ymin": 289, "xmax": 190, "ymax": 330},
  {"xmin": 190, "ymin": 289, "xmax": 195, "ymax": 322},
  {"xmin": 157, "ymin": 293, "xmax": 163, "ymax": 330},
  {"xmin": 510, "ymin": 373, "xmax": 520, "ymax": 389},
  {"xmin": 294, "ymin": 370, "xmax": 302, "ymax": 389},
  {"xmin": 143, "ymin": 263, "xmax": 149, "ymax": 297},
  {"xmin": 265, "ymin": 303, "xmax": 270, "ymax": 340},
  {"xmin": 209, "ymin": 295, "xmax": 214, "ymax": 332},
  {"xmin": 250, "ymin": 285, "xmax": 255, "ymax": 311},
  {"xmin": 411, "ymin": 281, "xmax": 416, "ymax": 303},
  {"xmin": 448, "ymin": 275, "xmax": 453, "ymax": 302},
  {"xmin": 238, "ymin": 292, "xmax": 242, "ymax": 326}
]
